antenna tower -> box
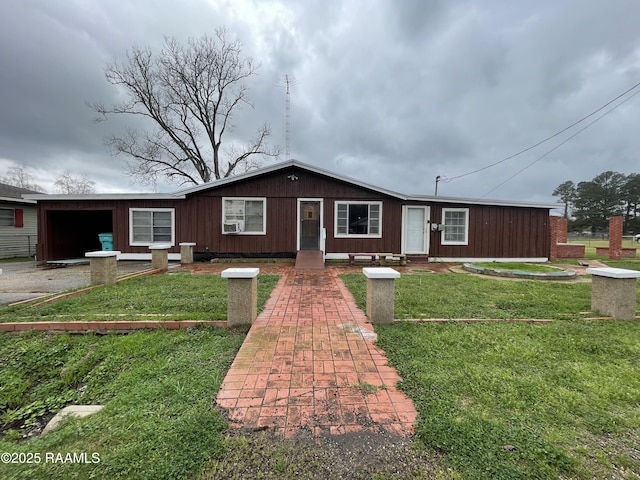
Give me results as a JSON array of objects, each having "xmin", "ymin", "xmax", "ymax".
[{"xmin": 285, "ymin": 75, "xmax": 291, "ymax": 161}]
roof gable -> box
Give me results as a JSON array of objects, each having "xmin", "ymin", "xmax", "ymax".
[{"xmin": 173, "ymin": 160, "xmax": 407, "ymax": 199}]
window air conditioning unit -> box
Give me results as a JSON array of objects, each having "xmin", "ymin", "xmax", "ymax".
[{"xmin": 223, "ymin": 221, "xmax": 244, "ymax": 234}]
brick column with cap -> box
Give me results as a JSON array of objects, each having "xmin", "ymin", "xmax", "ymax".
[
  {"xmin": 609, "ymin": 216, "xmax": 623, "ymax": 260},
  {"xmin": 557, "ymin": 218, "xmax": 568, "ymax": 244},
  {"xmin": 548, "ymin": 216, "xmax": 559, "ymax": 261}
]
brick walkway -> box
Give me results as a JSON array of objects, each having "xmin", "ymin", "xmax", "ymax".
[{"xmin": 215, "ymin": 267, "xmax": 418, "ymax": 438}]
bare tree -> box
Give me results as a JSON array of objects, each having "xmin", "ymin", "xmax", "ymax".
[
  {"xmin": 54, "ymin": 170, "xmax": 96, "ymax": 194},
  {"xmin": 92, "ymin": 28, "xmax": 278, "ymax": 186},
  {"xmin": 0, "ymin": 165, "xmax": 45, "ymax": 192}
]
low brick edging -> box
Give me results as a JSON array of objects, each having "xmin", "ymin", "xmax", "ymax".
[
  {"xmin": 595, "ymin": 247, "xmax": 637, "ymax": 258},
  {"xmin": 0, "ymin": 320, "xmax": 227, "ymax": 333}
]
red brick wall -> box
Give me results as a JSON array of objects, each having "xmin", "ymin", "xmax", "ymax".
[
  {"xmin": 557, "ymin": 218, "xmax": 568, "ymax": 243},
  {"xmin": 548, "ymin": 216, "xmax": 559, "ymax": 261},
  {"xmin": 596, "ymin": 247, "xmax": 637, "ymax": 258},
  {"xmin": 557, "ymin": 243, "xmax": 585, "ymax": 258},
  {"xmin": 609, "ymin": 216, "xmax": 623, "ymax": 260}
]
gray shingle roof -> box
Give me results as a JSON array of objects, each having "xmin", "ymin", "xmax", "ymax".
[{"xmin": 0, "ymin": 182, "xmax": 42, "ymax": 199}]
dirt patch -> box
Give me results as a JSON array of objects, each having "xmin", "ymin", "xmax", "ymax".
[{"xmin": 200, "ymin": 428, "xmax": 450, "ymax": 479}]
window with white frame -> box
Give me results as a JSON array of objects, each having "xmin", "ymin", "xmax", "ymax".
[
  {"xmin": 441, "ymin": 208, "xmax": 469, "ymax": 245},
  {"xmin": 0, "ymin": 208, "xmax": 14, "ymax": 227},
  {"xmin": 222, "ymin": 197, "xmax": 266, "ymax": 234},
  {"xmin": 335, "ymin": 201, "xmax": 382, "ymax": 237},
  {"xmin": 129, "ymin": 208, "xmax": 175, "ymax": 245}
]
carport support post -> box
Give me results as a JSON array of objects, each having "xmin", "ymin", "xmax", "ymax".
[
  {"xmin": 587, "ymin": 267, "xmax": 640, "ymax": 320},
  {"xmin": 85, "ymin": 251, "xmax": 120, "ymax": 286},
  {"xmin": 363, "ymin": 267, "xmax": 401, "ymax": 324},
  {"xmin": 149, "ymin": 244, "xmax": 171, "ymax": 271},
  {"xmin": 179, "ymin": 242, "xmax": 196, "ymax": 264},
  {"xmin": 221, "ymin": 268, "xmax": 259, "ymax": 327}
]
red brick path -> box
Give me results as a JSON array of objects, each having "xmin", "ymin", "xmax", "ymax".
[{"xmin": 215, "ymin": 267, "xmax": 418, "ymax": 438}]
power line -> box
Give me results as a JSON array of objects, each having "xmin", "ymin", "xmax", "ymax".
[
  {"xmin": 445, "ymin": 79, "xmax": 640, "ymax": 182},
  {"xmin": 480, "ymin": 88, "xmax": 640, "ymax": 198}
]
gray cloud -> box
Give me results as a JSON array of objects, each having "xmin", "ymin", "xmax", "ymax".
[{"xmin": 1, "ymin": 0, "xmax": 639, "ymax": 202}]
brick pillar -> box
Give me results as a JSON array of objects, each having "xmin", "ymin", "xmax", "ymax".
[
  {"xmin": 548, "ymin": 216, "xmax": 559, "ymax": 261},
  {"xmin": 609, "ymin": 216, "xmax": 623, "ymax": 260},
  {"xmin": 557, "ymin": 218, "xmax": 568, "ymax": 244}
]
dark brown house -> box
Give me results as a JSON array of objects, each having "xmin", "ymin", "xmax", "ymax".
[{"xmin": 25, "ymin": 160, "xmax": 553, "ymax": 263}]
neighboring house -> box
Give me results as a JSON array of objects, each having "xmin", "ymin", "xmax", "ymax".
[
  {"xmin": 0, "ymin": 182, "xmax": 39, "ymax": 259},
  {"xmin": 25, "ymin": 160, "xmax": 554, "ymax": 262}
]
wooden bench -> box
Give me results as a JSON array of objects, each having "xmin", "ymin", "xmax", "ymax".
[
  {"xmin": 347, "ymin": 253, "xmax": 407, "ymax": 266},
  {"xmin": 379, "ymin": 253, "xmax": 407, "ymax": 267},
  {"xmin": 348, "ymin": 253, "xmax": 380, "ymax": 266}
]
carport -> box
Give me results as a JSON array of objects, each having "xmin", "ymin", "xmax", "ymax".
[{"xmin": 44, "ymin": 209, "xmax": 113, "ymax": 260}]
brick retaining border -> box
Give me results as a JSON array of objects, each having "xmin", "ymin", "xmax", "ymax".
[{"xmin": 0, "ymin": 320, "xmax": 227, "ymax": 333}]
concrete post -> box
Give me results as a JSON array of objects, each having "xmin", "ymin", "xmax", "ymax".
[
  {"xmin": 179, "ymin": 242, "xmax": 196, "ymax": 264},
  {"xmin": 85, "ymin": 251, "xmax": 120, "ymax": 286},
  {"xmin": 221, "ymin": 268, "xmax": 260, "ymax": 327},
  {"xmin": 586, "ymin": 267, "xmax": 640, "ymax": 320},
  {"xmin": 363, "ymin": 267, "xmax": 401, "ymax": 324},
  {"xmin": 149, "ymin": 244, "xmax": 171, "ymax": 271}
]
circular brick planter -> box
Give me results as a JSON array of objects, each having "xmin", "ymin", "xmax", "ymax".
[{"xmin": 463, "ymin": 263, "xmax": 577, "ymax": 280}]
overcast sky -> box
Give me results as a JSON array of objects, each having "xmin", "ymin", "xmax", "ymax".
[{"xmin": 1, "ymin": 0, "xmax": 639, "ymax": 205}]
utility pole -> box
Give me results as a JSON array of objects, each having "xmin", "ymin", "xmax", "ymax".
[{"xmin": 435, "ymin": 175, "xmax": 441, "ymax": 196}]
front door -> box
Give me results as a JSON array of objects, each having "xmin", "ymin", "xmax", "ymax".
[
  {"xmin": 299, "ymin": 201, "xmax": 321, "ymax": 250},
  {"xmin": 404, "ymin": 206, "xmax": 429, "ymax": 254}
]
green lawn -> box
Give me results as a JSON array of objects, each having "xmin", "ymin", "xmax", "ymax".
[
  {"xmin": 0, "ymin": 327, "xmax": 245, "ymax": 480},
  {"xmin": 375, "ymin": 321, "xmax": 640, "ymax": 480},
  {"xmin": 340, "ymin": 270, "xmax": 640, "ymax": 479},
  {"xmin": 341, "ymin": 272, "xmax": 601, "ymax": 320},
  {"xmin": 2, "ymin": 269, "xmax": 640, "ymax": 478},
  {"xmin": 0, "ymin": 272, "xmax": 280, "ymax": 322}
]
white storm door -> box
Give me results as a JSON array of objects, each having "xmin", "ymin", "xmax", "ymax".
[{"xmin": 405, "ymin": 206, "xmax": 429, "ymax": 254}]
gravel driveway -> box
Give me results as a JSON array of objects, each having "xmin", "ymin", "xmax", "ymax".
[{"xmin": 0, "ymin": 261, "xmax": 153, "ymax": 306}]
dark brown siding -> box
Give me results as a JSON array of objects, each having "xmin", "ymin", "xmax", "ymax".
[
  {"xmin": 429, "ymin": 204, "xmax": 549, "ymax": 259},
  {"xmin": 35, "ymin": 165, "xmax": 550, "ymax": 260}
]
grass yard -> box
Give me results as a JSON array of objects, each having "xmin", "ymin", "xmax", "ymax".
[
  {"xmin": 0, "ymin": 272, "xmax": 280, "ymax": 322},
  {"xmin": 375, "ymin": 321, "xmax": 640, "ymax": 480},
  {"xmin": 341, "ymin": 272, "xmax": 601, "ymax": 320},
  {"xmin": 0, "ymin": 327, "xmax": 245, "ymax": 480}
]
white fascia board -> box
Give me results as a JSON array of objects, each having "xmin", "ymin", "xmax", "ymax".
[
  {"xmin": 0, "ymin": 196, "xmax": 36, "ymax": 204},
  {"xmin": 23, "ymin": 193, "xmax": 183, "ymax": 201},
  {"xmin": 407, "ymin": 195, "xmax": 556, "ymax": 209}
]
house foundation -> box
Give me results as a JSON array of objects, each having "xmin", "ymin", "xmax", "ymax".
[
  {"xmin": 363, "ymin": 267, "xmax": 401, "ymax": 324},
  {"xmin": 221, "ymin": 268, "xmax": 259, "ymax": 327}
]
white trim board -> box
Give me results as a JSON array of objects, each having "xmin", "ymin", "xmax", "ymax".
[{"xmin": 118, "ymin": 253, "xmax": 181, "ymax": 261}]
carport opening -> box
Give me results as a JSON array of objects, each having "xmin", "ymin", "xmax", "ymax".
[{"xmin": 46, "ymin": 210, "xmax": 113, "ymax": 260}]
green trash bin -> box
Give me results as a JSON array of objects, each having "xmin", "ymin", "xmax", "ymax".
[{"xmin": 98, "ymin": 233, "xmax": 113, "ymax": 251}]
